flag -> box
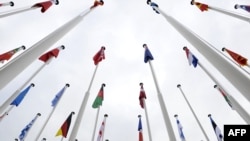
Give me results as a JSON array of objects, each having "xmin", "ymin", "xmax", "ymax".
[
  {"xmin": 32, "ymin": 0, "xmax": 56, "ymax": 13},
  {"xmin": 19, "ymin": 113, "xmax": 41, "ymax": 141},
  {"xmin": 208, "ymin": 114, "xmax": 223, "ymax": 141},
  {"xmin": 217, "ymin": 86, "xmax": 233, "ymax": 108},
  {"xmin": 56, "ymin": 112, "xmax": 74, "ymax": 138},
  {"xmin": 191, "ymin": 0, "xmax": 209, "ymax": 12},
  {"xmin": 92, "ymin": 83, "xmax": 105, "ymax": 108},
  {"xmin": 183, "ymin": 47, "xmax": 198, "ymax": 68},
  {"xmin": 222, "ymin": 48, "xmax": 248, "ymax": 66},
  {"xmin": 174, "ymin": 115, "xmax": 185, "ymax": 141},
  {"xmin": 139, "ymin": 83, "xmax": 146, "ymax": 109},
  {"xmin": 143, "ymin": 44, "xmax": 154, "ymax": 63},
  {"xmin": 90, "ymin": 0, "xmax": 104, "ymax": 9},
  {"xmin": 234, "ymin": 4, "xmax": 250, "ymax": 13},
  {"xmin": 51, "ymin": 84, "xmax": 68, "ymax": 107},
  {"xmin": 10, "ymin": 83, "xmax": 34, "ymax": 106},
  {"xmin": 138, "ymin": 116, "xmax": 143, "ymax": 141},
  {"xmin": 97, "ymin": 117, "xmax": 106, "ymax": 141},
  {"xmin": 39, "ymin": 46, "xmax": 63, "ymax": 62},
  {"xmin": 0, "ymin": 46, "xmax": 25, "ymax": 63},
  {"xmin": 93, "ymin": 46, "xmax": 105, "ymax": 65}
]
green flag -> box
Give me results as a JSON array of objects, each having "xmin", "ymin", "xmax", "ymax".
[{"xmin": 92, "ymin": 84, "xmax": 105, "ymax": 108}]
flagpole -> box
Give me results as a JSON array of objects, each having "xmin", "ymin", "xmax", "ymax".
[
  {"xmin": 147, "ymin": 60, "xmax": 176, "ymax": 141},
  {"xmin": 154, "ymin": 6, "xmax": 250, "ymax": 102},
  {"xmin": 177, "ymin": 84, "xmax": 210, "ymax": 141},
  {"xmin": 101, "ymin": 114, "xmax": 108, "ymax": 141},
  {"xmin": 0, "ymin": 45, "xmax": 64, "ymax": 115},
  {"xmin": 140, "ymin": 83, "xmax": 152, "ymax": 141},
  {"xmin": 35, "ymin": 84, "xmax": 70, "ymax": 141},
  {"xmin": 91, "ymin": 107, "xmax": 100, "ymax": 141},
  {"xmin": 0, "ymin": 6, "xmax": 96, "ymax": 90},
  {"xmin": 0, "ymin": 6, "xmax": 38, "ymax": 18}
]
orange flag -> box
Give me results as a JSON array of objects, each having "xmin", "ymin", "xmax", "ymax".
[{"xmin": 222, "ymin": 47, "xmax": 248, "ymax": 66}]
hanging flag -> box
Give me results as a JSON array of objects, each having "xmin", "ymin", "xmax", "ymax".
[
  {"xmin": 10, "ymin": 83, "xmax": 35, "ymax": 107},
  {"xmin": 0, "ymin": 46, "xmax": 25, "ymax": 63},
  {"xmin": 147, "ymin": 0, "xmax": 160, "ymax": 14},
  {"xmin": 39, "ymin": 45, "xmax": 64, "ymax": 63},
  {"xmin": 183, "ymin": 47, "xmax": 198, "ymax": 68},
  {"xmin": 138, "ymin": 115, "xmax": 143, "ymax": 141},
  {"xmin": 32, "ymin": 0, "xmax": 59, "ymax": 13},
  {"xmin": 143, "ymin": 44, "xmax": 154, "ymax": 63},
  {"xmin": 139, "ymin": 83, "xmax": 147, "ymax": 109},
  {"xmin": 19, "ymin": 113, "xmax": 41, "ymax": 141},
  {"xmin": 93, "ymin": 46, "xmax": 105, "ymax": 65},
  {"xmin": 191, "ymin": 0, "xmax": 209, "ymax": 12},
  {"xmin": 90, "ymin": 0, "xmax": 104, "ymax": 9},
  {"xmin": 0, "ymin": 1, "xmax": 14, "ymax": 7},
  {"xmin": 222, "ymin": 47, "xmax": 248, "ymax": 66},
  {"xmin": 92, "ymin": 83, "xmax": 105, "ymax": 108},
  {"xmin": 56, "ymin": 112, "xmax": 75, "ymax": 138},
  {"xmin": 214, "ymin": 85, "xmax": 233, "ymax": 108},
  {"xmin": 208, "ymin": 114, "xmax": 223, "ymax": 141},
  {"xmin": 51, "ymin": 84, "xmax": 69, "ymax": 107},
  {"xmin": 234, "ymin": 4, "xmax": 250, "ymax": 13},
  {"xmin": 97, "ymin": 114, "xmax": 108, "ymax": 141},
  {"xmin": 174, "ymin": 115, "xmax": 186, "ymax": 141}
]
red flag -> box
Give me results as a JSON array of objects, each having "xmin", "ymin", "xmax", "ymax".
[
  {"xmin": 0, "ymin": 46, "xmax": 25, "ymax": 63},
  {"xmin": 39, "ymin": 46, "xmax": 64, "ymax": 62},
  {"xmin": 90, "ymin": 0, "xmax": 104, "ymax": 9},
  {"xmin": 222, "ymin": 48, "xmax": 248, "ymax": 66},
  {"xmin": 191, "ymin": 0, "xmax": 209, "ymax": 12},
  {"xmin": 139, "ymin": 83, "xmax": 147, "ymax": 109},
  {"xmin": 32, "ymin": 0, "xmax": 55, "ymax": 13},
  {"xmin": 93, "ymin": 46, "xmax": 105, "ymax": 65}
]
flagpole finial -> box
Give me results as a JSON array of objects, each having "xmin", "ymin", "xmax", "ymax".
[
  {"xmin": 208, "ymin": 114, "xmax": 211, "ymax": 117},
  {"xmin": 138, "ymin": 115, "xmax": 141, "ymax": 118},
  {"xmin": 183, "ymin": 46, "xmax": 187, "ymax": 50},
  {"xmin": 37, "ymin": 113, "xmax": 41, "ymax": 116},
  {"xmin": 104, "ymin": 114, "xmax": 108, "ymax": 117},
  {"xmin": 54, "ymin": 0, "xmax": 59, "ymax": 5},
  {"xmin": 10, "ymin": 1, "xmax": 14, "ymax": 6},
  {"xmin": 177, "ymin": 84, "xmax": 181, "ymax": 88},
  {"xmin": 71, "ymin": 111, "xmax": 75, "ymax": 115},
  {"xmin": 174, "ymin": 114, "xmax": 178, "ymax": 118},
  {"xmin": 102, "ymin": 83, "xmax": 106, "ymax": 87},
  {"xmin": 75, "ymin": 139, "xmax": 78, "ymax": 141},
  {"xmin": 214, "ymin": 85, "xmax": 218, "ymax": 88},
  {"xmin": 139, "ymin": 82, "xmax": 143, "ymax": 86},
  {"xmin": 42, "ymin": 138, "xmax": 46, "ymax": 141},
  {"xmin": 66, "ymin": 83, "xmax": 70, "ymax": 87},
  {"xmin": 234, "ymin": 4, "xmax": 239, "ymax": 9},
  {"xmin": 21, "ymin": 45, "xmax": 26, "ymax": 50},
  {"xmin": 101, "ymin": 46, "xmax": 106, "ymax": 50},
  {"xmin": 31, "ymin": 83, "xmax": 35, "ymax": 87},
  {"xmin": 221, "ymin": 47, "xmax": 225, "ymax": 51},
  {"xmin": 60, "ymin": 45, "xmax": 65, "ymax": 50},
  {"xmin": 190, "ymin": 0, "xmax": 195, "ymax": 5},
  {"xmin": 142, "ymin": 44, "xmax": 147, "ymax": 48}
]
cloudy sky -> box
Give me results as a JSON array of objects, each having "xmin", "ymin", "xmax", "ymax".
[{"xmin": 0, "ymin": 0, "xmax": 250, "ymax": 141}]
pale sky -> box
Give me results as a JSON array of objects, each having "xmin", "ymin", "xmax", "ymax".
[{"xmin": 0, "ymin": 0, "xmax": 250, "ymax": 141}]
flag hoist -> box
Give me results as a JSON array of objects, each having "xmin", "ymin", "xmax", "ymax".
[
  {"xmin": 146, "ymin": 3, "xmax": 250, "ymax": 102},
  {"xmin": 0, "ymin": 1, "xmax": 104, "ymax": 90},
  {"xmin": 143, "ymin": 44, "xmax": 176, "ymax": 141}
]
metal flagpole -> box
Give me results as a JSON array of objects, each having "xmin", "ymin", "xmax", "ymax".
[
  {"xmin": 91, "ymin": 107, "xmax": 100, "ymax": 141},
  {"xmin": 35, "ymin": 84, "xmax": 70, "ymax": 141},
  {"xmin": 0, "ymin": 45, "xmax": 64, "ymax": 115},
  {"xmin": 177, "ymin": 84, "xmax": 210, "ymax": 141},
  {"xmin": 154, "ymin": 6, "xmax": 250, "ymax": 102},
  {"xmin": 0, "ymin": 6, "xmax": 38, "ymax": 18},
  {"xmin": 148, "ymin": 60, "xmax": 176, "ymax": 141}
]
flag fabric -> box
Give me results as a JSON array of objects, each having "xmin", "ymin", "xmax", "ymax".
[
  {"xmin": 0, "ymin": 46, "xmax": 25, "ymax": 63},
  {"xmin": 32, "ymin": 0, "xmax": 54, "ymax": 13},
  {"xmin": 223, "ymin": 48, "xmax": 248, "ymax": 66},
  {"xmin": 191, "ymin": 0, "xmax": 209, "ymax": 12},
  {"xmin": 92, "ymin": 84, "xmax": 105, "ymax": 108},
  {"xmin": 138, "ymin": 116, "xmax": 143, "ymax": 141},
  {"xmin": 93, "ymin": 46, "xmax": 105, "ymax": 65},
  {"xmin": 51, "ymin": 85, "xmax": 66, "ymax": 107},
  {"xmin": 175, "ymin": 115, "xmax": 186, "ymax": 141},
  {"xmin": 184, "ymin": 47, "xmax": 198, "ymax": 68},
  {"xmin": 143, "ymin": 44, "xmax": 154, "ymax": 63},
  {"xmin": 139, "ymin": 83, "xmax": 147, "ymax": 109},
  {"xmin": 235, "ymin": 4, "xmax": 250, "ymax": 13},
  {"xmin": 10, "ymin": 84, "xmax": 34, "ymax": 106},
  {"xmin": 90, "ymin": 0, "xmax": 104, "ymax": 9},
  {"xmin": 208, "ymin": 115, "xmax": 223, "ymax": 141},
  {"xmin": 39, "ymin": 47, "xmax": 61, "ymax": 62},
  {"xmin": 218, "ymin": 87, "xmax": 233, "ymax": 108},
  {"xmin": 97, "ymin": 118, "xmax": 106, "ymax": 141},
  {"xmin": 56, "ymin": 112, "xmax": 74, "ymax": 138}
]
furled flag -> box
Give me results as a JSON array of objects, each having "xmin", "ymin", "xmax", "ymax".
[
  {"xmin": 32, "ymin": 0, "xmax": 59, "ymax": 13},
  {"xmin": 39, "ymin": 45, "xmax": 64, "ymax": 63},
  {"xmin": 0, "ymin": 46, "xmax": 25, "ymax": 63},
  {"xmin": 174, "ymin": 115, "xmax": 186, "ymax": 141},
  {"xmin": 93, "ymin": 46, "xmax": 105, "ymax": 65},
  {"xmin": 97, "ymin": 114, "xmax": 108, "ymax": 141},
  {"xmin": 10, "ymin": 83, "xmax": 35, "ymax": 107},
  {"xmin": 138, "ymin": 115, "xmax": 143, "ymax": 141},
  {"xmin": 19, "ymin": 113, "xmax": 41, "ymax": 141},
  {"xmin": 222, "ymin": 47, "xmax": 248, "ymax": 66},
  {"xmin": 208, "ymin": 114, "xmax": 223, "ymax": 141},
  {"xmin": 183, "ymin": 47, "xmax": 198, "ymax": 68},
  {"xmin": 214, "ymin": 85, "xmax": 233, "ymax": 108},
  {"xmin": 139, "ymin": 83, "xmax": 147, "ymax": 109},
  {"xmin": 90, "ymin": 0, "xmax": 104, "ymax": 9},
  {"xmin": 191, "ymin": 0, "xmax": 209, "ymax": 12},
  {"xmin": 143, "ymin": 44, "xmax": 154, "ymax": 63},
  {"xmin": 92, "ymin": 83, "xmax": 105, "ymax": 108},
  {"xmin": 56, "ymin": 112, "xmax": 75, "ymax": 138},
  {"xmin": 51, "ymin": 84, "xmax": 69, "ymax": 107},
  {"xmin": 147, "ymin": 0, "xmax": 160, "ymax": 14},
  {"xmin": 0, "ymin": 1, "xmax": 14, "ymax": 7},
  {"xmin": 234, "ymin": 4, "xmax": 250, "ymax": 13}
]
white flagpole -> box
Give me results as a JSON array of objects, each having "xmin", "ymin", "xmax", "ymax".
[
  {"xmin": 91, "ymin": 107, "xmax": 100, "ymax": 141},
  {"xmin": 0, "ymin": 7, "xmax": 95, "ymax": 90},
  {"xmin": 35, "ymin": 84, "xmax": 70, "ymax": 141},
  {"xmin": 177, "ymin": 84, "xmax": 210, "ymax": 141},
  {"xmin": 140, "ymin": 83, "xmax": 152, "ymax": 141},
  {"xmin": 0, "ymin": 45, "xmax": 64, "ymax": 115},
  {"xmin": 101, "ymin": 114, "xmax": 108, "ymax": 141},
  {"xmin": 154, "ymin": 6, "xmax": 250, "ymax": 102},
  {"xmin": 69, "ymin": 64, "xmax": 99, "ymax": 140},
  {"xmin": 148, "ymin": 60, "xmax": 176, "ymax": 141},
  {"xmin": 0, "ymin": 6, "xmax": 38, "ymax": 18},
  {"xmin": 0, "ymin": 1, "xmax": 14, "ymax": 7}
]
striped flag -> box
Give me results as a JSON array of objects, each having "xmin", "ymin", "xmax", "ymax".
[
  {"xmin": 56, "ymin": 112, "xmax": 74, "ymax": 138},
  {"xmin": 32, "ymin": 0, "xmax": 58, "ymax": 13},
  {"xmin": 10, "ymin": 83, "xmax": 35, "ymax": 106},
  {"xmin": 183, "ymin": 47, "xmax": 198, "ymax": 68},
  {"xmin": 191, "ymin": 0, "xmax": 209, "ymax": 12},
  {"xmin": 143, "ymin": 44, "xmax": 154, "ymax": 63},
  {"xmin": 208, "ymin": 114, "xmax": 223, "ymax": 141},
  {"xmin": 93, "ymin": 46, "xmax": 105, "ymax": 65},
  {"xmin": 139, "ymin": 83, "xmax": 146, "ymax": 109},
  {"xmin": 138, "ymin": 115, "xmax": 143, "ymax": 141},
  {"xmin": 0, "ymin": 46, "xmax": 25, "ymax": 63},
  {"xmin": 174, "ymin": 115, "xmax": 185, "ymax": 141},
  {"xmin": 92, "ymin": 83, "xmax": 105, "ymax": 108},
  {"xmin": 234, "ymin": 4, "xmax": 250, "ymax": 13},
  {"xmin": 222, "ymin": 47, "xmax": 248, "ymax": 66},
  {"xmin": 215, "ymin": 85, "xmax": 233, "ymax": 108}
]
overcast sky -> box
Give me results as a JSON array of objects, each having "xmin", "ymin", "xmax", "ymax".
[{"xmin": 0, "ymin": 0, "xmax": 250, "ymax": 141}]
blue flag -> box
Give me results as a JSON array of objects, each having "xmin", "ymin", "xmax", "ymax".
[
  {"xmin": 51, "ymin": 86, "xmax": 66, "ymax": 107},
  {"xmin": 19, "ymin": 114, "xmax": 40, "ymax": 141},
  {"xmin": 143, "ymin": 44, "xmax": 154, "ymax": 63},
  {"xmin": 175, "ymin": 117, "xmax": 185, "ymax": 141},
  {"xmin": 10, "ymin": 84, "xmax": 34, "ymax": 106},
  {"xmin": 184, "ymin": 47, "xmax": 198, "ymax": 68},
  {"xmin": 208, "ymin": 115, "xmax": 223, "ymax": 141}
]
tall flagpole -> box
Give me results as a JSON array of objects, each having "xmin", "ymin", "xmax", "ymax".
[
  {"xmin": 0, "ymin": 5, "xmax": 98, "ymax": 90},
  {"xmin": 177, "ymin": 84, "xmax": 210, "ymax": 141},
  {"xmin": 91, "ymin": 107, "xmax": 100, "ymax": 141},
  {"xmin": 0, "ymin": 45, "xmax": 64, "ymax": 115},
  {"xmin": 152, "ymin": 6, "xmax": 250, "ymax": 102},
  {"xmin": 35, "ymin": 84, "xmax": 70, "ymax": 141}
]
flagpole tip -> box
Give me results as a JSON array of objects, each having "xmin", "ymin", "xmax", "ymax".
[
  {"xmin": 234, "ymin": 4, "xmax": 239, "ymax": 9},
  {"xmin": 101, "ymin": 46, "xmax": 106, "ymax": 50},
  {"xmin": 10, "ymin": 1, "xmax": 14, "ymax": 6},
  {"xmin": 21, "ymin": 45, "xmax": 26, "ymax": 50},
  {"xmin": 183, "ymin": 46, "xmax": 187, "ymax": 50},
  {"xmin": 142, "ymin": 44, "xmax": 147, "ymax": 48},
  {"xmin": 55, "ymin": 0, "xmax": 59, "ymax": 5},
  {"xmin": 138, "ymin": 115, "xmax": 141, "ymax": 118},
  {"xmin": 37, "ymin": 113, "xmax": 41, "ymax": 116},
  {"xmin": 31, "ymin": 83, "xmax": 35, "ymax": 87},
  {"xmin": 60, "ymin": 45, "xmax": 65, "ymax": 50},
  {"xmin": 190, "ymin": 0, "xmax": 195, "ymax": 5},
  {"xmin": 15, "ymin": 138, "xmax": 18, "ymax": 141},
  {"xmin": 174, "ymin": 114, "xmax": 178, "ymax": 117},
  {"xmin": 42, "ymin": 138, "xmax": 46, "ymax": 141},
  {"xmin": 139, "ymin": 82, "xmax": 143, "ymax": 86},
  {"xmin": 177, "ymin": 84, "xmax": 181, "ymax": 88},
  {"xmin": 102, "ymin": 83, "xmax": 106, "ymax": 87},
  {"xmin": 66, "ymin": 83, "xmax": 70, "ymax": 87},
  {"xmin": 222, "ymin": 47, "xmax": 225, "ymax": 51},
  {"xmin": 71, "ymin": 111, "xmax": 75, "ymax": 115},
  {"xmin": 214, "ymin": 85, "xmax": 217, "ymax": 88},
  {"xmin": 104, "ymin": 114, "xmax": 108, "ymax": 117},
  {"xmin": 208, "ymin": 114, "xmax": 211, "ymax": 117}
]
